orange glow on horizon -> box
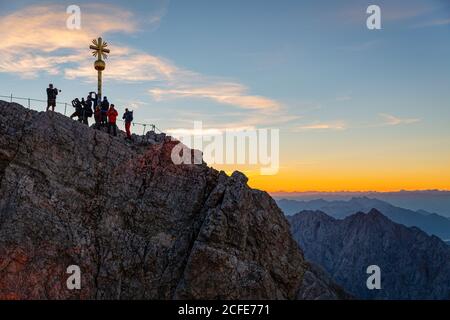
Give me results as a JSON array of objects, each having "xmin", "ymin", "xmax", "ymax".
[{"xmin": 215, "ymin": 164, "xmax": 450, "ymax": 193}]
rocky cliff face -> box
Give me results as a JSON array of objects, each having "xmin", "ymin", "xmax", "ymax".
[
  {"xmin": 288, "ymin": 209, "xmax": 450, "ymax": 299},
  {"xmin": 0, "ymin": 101, "xmax": 346, "ymax": 300}
]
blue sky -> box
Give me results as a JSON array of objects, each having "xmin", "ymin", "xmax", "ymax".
[{"xmin": 0, "ymin": 0, "xmax": 449, "ymax": 191}]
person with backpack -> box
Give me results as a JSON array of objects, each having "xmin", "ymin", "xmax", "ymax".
[
  {"xmin": 122, "ymin": 108, "xmax": 133, "ymax": 140},
  {"xmin": 101, "ymin": 96, "xmax": 110, "ymax": 127},
  {"xmin": 106, "ymin": 104, "xmax": 118, "ymax": 136}
]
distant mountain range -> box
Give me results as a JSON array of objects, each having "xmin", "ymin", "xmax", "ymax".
[
  {"xmin": 277, "ymin": 197, "xmax": 450, "ymax": 240},
  {"xmin": 288, "ymin": 209, "xmax": 450, "ymax": 299},
  {"xmin": 271, "ymin": 190, "xmax": 450, "ymax": 218}
]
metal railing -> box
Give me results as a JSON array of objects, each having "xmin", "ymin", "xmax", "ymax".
[{"xmin": 0, "ymin": 94, "xmax": 163, "ymax": 136}]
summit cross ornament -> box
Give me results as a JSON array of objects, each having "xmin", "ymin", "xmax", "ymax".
[{"xmin": 89, "ymin": 37, "xmax": 110, "ymax": 101}]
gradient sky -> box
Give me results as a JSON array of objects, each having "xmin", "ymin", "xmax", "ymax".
[{"xmin": 0, "ymin": 0, "xmax": 449, "ymax": 192}]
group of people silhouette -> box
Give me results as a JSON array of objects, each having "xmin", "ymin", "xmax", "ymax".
[{"xmin": 46, "ymin": 84, "xmax": 134, "ymax": 140}]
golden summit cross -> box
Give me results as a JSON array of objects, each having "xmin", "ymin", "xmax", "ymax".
[{"xmin": 89, "ymin": 37, "xmax": 110, "ymax": 101}]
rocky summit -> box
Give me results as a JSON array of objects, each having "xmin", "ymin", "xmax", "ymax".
[{"xmin": 0, "ymin": 101, "xmax": 346, "ymax": 300}]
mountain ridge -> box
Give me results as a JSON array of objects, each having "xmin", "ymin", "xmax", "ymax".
[
  {"xmin": 288, "ymin": 209, "xmax": 450, "ymax": 299},
  {"xmin": 272, "ymin": 191, "xmax": 450, "ymax": 217},
  {"xmin": 0, "ymin": 101, "xmax": 346, "ymax": 300},
  {"xmin": 277, "ymin": 197, "xmax": 450, "ymax": 239}
]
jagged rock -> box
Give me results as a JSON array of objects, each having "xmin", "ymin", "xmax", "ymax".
[
  {"xmin": 296, "ymin": 262, "xmax": 352, "ymax": 300},
  {"xmin": 130, "ymin": 130, "xmax": 168, "ymax": 146},
  {"xmin": 288, "ymin": 209, "xmax": 450, "ymax": 299},
  {"xmin": 0, "ymin": 101, "xmax": 346, "ymax": 300}
]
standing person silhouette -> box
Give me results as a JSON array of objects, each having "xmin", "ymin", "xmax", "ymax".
[
  {"xmin": 94, "ymin": 105, "xmax": 102, "ymax": 129},
  {"xmin": 82, "ymin": 97, "xmax": 93, "ymax": 125},
  {"xmin": 46, "ymin": 84, "xmax": 60, "ymax": 112},
  {"xmin": 89, "ymin": 92, "xmax": 98, "ymax": 109},
  {"xmin": 106, "ymin": 104, "xmax": 118, "ymax": 136},
  {"xmin": 122, "ymin": 108, "xmax": 133, "ymax": 140},
  {"xmin": 101, "ymin": 96, "xmax": 110, "ymax": 127}
]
